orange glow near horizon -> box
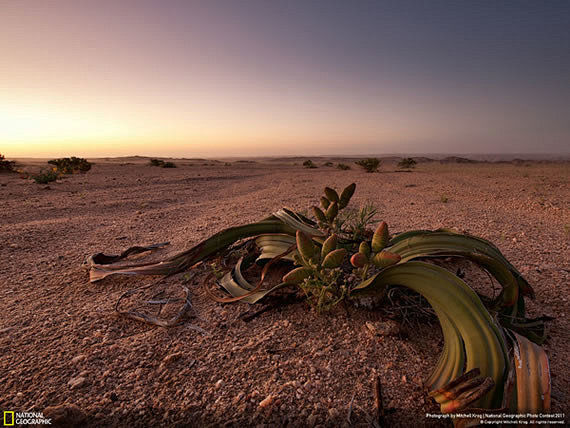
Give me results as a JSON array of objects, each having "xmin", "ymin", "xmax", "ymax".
[{"xmin": 1, "ymin": 1, "xmax": 568, "ymax": 157}]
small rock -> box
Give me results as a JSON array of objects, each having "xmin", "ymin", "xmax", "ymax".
[
  {"xmin": 365, "ymin": 320, "xmax": 401, "ymax": 337},
  {"xmin": 43, "ymin": 404, "xmax": 86, "ymax": 427},
  {"xmin": 71, "ymin": 355, "xmax": 86, "ymax": 364},
  {"xmin": 232, "ymin": 392, "xmax": 245, "ymax": 404},
  {"xmin": 214, "ymin": 379, "xmax": 224, "ymax": 389},
  {"xmin": 259, "ymin": 394, "xmax": 274, "ymax": 408},
  {"xmin": 68, "ymin": 376, "xmax": 86, "ymax": 389},
  {"xmin": 161, "ymin": 352, "xmax": 183, "ymax": 366}
]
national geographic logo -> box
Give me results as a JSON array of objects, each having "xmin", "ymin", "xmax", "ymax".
[
  {"xmin": 3, "ymin": 411, "xmax": 51, "ymax": 425},
  {"xmin": 3, "ymin": 412, "xmax": 14, "ymax": 426}
]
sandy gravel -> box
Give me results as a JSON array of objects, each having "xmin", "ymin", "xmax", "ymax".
[{"xmin": 0, "ymin": 158, "xmax": 568, "ymax": 427}]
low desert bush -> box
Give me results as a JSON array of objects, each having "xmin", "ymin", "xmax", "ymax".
[
  {"xmin": 355, "ymin": 158, "xmax": 380, "ymax": 173},
  {"xmin": 398, "ymin": 157, "xmax": 417, "ymax": 169},
  {"xmin": 149, "ymin": 159, "xmax": 176, "ymax": 168},
  {"xmin": 0, "ymin": 154, "xmax": 16, "ymax": 172},
  {"xmin": 323, "ymin": 161, "xmax": 333, "ymax": 167},
  {"xmin": 336, "ymin": 163, "xmax": 351, "ymax": 170},
  {"xmin": 48, "ymin": 157, "xmax": 91, "ymax": 174},
  {"xmin": 303, "ymin": 160, "xmax": 317, "ymax": 169},
  {"xmin": 32, "ymin": 170, "xmax": 59, "ymax": 184}
]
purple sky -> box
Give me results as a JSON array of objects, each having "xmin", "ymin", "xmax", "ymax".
[{"xmin": 1, "ymin": 0, "xmax": 569, "ymax": 157}]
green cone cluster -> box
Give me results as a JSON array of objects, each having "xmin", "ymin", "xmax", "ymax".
[
  {"xmin": 283, "ymin": 231, "xmax": 347, "ymax": 285},
  {"xmin": 313, "ymin": 183, "xmax": 356, "ymax": 230},
  {"xmin": 282, "ymin": 230, "xmax": 348, "ymax": 312},
  {"xmin": 350, "ymin": 221, "xmax": 401, "ymax": 271}
]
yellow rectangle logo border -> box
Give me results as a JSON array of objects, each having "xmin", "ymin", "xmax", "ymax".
[{"xmin": 3, "ymin": 411, "xmax": 15, "ymax": 426}]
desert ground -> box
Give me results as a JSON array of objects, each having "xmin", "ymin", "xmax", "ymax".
[{"xmin": 0, "ymin": 157, "xmax": 568, "ymax": 427}]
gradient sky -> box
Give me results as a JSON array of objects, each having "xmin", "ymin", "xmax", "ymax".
[{"xmin": 1, "ymin": 0, "xmax": 569, "ymax": 157}]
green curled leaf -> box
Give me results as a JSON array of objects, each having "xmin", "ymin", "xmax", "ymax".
[{"xmin": 320, "ymin": 197, "xmax": 330, "ymax": 210}]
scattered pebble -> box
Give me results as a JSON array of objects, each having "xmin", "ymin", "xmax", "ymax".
[
  {"xmin": 68, "ymin": 376, "xmax": 86, "ymax": 389},
  {"xmin": 259, "ymin": 394, "xmax": 275, "ymax": 408},
  {"xmin": 71, "ymin": 354, "xmax": 86, "ymax": 364},
  {"xmin": 365, "ymin": 320, "xmax": 401, "ymax": 336}
]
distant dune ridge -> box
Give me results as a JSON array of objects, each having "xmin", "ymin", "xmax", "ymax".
[{"xmin": 9, "ymin": 153, "xmax": 569, "ymax": 166}]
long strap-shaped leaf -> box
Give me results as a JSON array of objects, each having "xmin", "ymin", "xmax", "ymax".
[
  {"xmin": 272, "ymin": 209, "xmax": 326, "ymax": 238},
  {"xmin": 218, "ymin": 256, "xmax": 288, "ymax": 304},
  {"xmin": 255, "ymin": 234, "xmax": 297, "ymax": 263},
  {"xmin": 387, "ymin": 232, "xmax": 534, "ymax": 310},
  {"xmin": 386, "ymin": 231, "xmax": 547, "ymax": 343},
  {"xmin": 88, "ymin": 219, "xmax": 297, "ymax": 282},
  {"xmin": 388, "ymin": 229, "xmax": 534, "ymax": 297},
  {"xmin": 511, "ymin": 331, "xmax": 551, "ymax": 413},
  {"xmin": 351, "ymin": 262, "xmax": 509, "ymax": 410}
]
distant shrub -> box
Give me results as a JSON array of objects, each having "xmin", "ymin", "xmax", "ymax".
[
  {"xmin": 48, "ymin": 157, "xmax": 91, "ymax": 174},
  {"xmin": 303, "ymin": 160, "xmax": 317, "ymax": 169},
  {"xmin": 440, "ymin": 195, "xmax": 449, "ymax": 203},
  {"xmin": 398, "ymin": 158, "xmax": 417, "ymax": 169},
  {"xmin": 336, "ymin": 163, "xmax": 351, "ymax": 170},
  {"xmin": 0, "ymin": 154, "xmax": 16, "ymax": 172},
  {"xmin": 149, "ymin": 159, "xmax": 176, "ymax": 168},
  {"xmin": 33, "ymin": 170, "xmax": 59, "ymax": 184},
  {"xmin": 323, "ymin": 161, "xmax": 333, "ymax": 167},
  {"xmin": 355, "ymin": 158, "xmax": 380, "ymax": 173}
]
